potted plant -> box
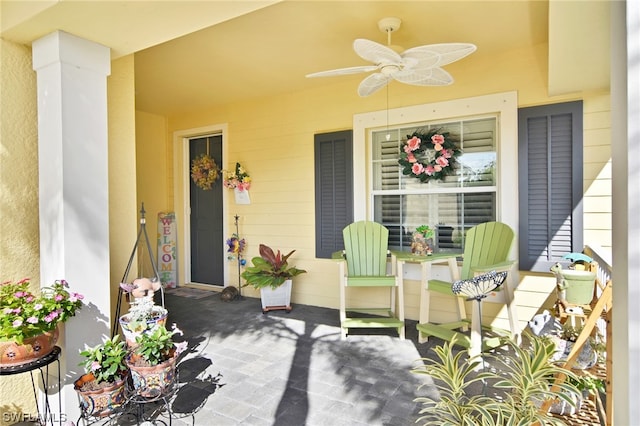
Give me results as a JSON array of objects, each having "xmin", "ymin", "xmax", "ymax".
[
  {"xmin": 118, "ymin": 282, "xmax": 168, "ymax": 347},
  {"xmin": 410, "ymin": 225, "xmax": 434, "ymax": 255},
  {"xmin": 240, "ymin": 244, "xmax": 307, "ymax": 313},
  {"xmin": 125, "ymin": 323, "xmax": 187, "ymax": 397},
  {"xmin": 1, "ymin": 278, "xmax": 84, "ymax": 367},
  {"xmin": 74, "ymin": 335, "xmax": 128, "ymax": 418}
]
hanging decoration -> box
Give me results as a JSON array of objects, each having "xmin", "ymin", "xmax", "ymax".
[
  {"xmin": 191, "ymin": 137, "xmax": 219, "ymax": 190},
  {"xmin": 398, "ymin": 129, "xmax": 462, "ymax": 183},
  {"xmin": 191, "ymin": 154, "xmax": 219, "ymax": 190},
  {"xmin": 222, "ymin": 162, "xmax": 251, "ymax": 192}
]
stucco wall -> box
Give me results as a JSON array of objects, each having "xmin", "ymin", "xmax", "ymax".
[
  {"xmin": 135, "ymin": 42, "xmax": 612, "ymax": 329},
  {"xmin": 0, "ymin": 39, "xmax": 39, "ymax": 425}
]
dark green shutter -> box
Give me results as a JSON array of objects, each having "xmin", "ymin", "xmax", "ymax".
[
  {"xmin": 314, "ymin": 130, "xmax": 353, "ymax": 258},
  {"xmin": 518, "ymin": 101, "xmax": 583, "ymax": 271}
]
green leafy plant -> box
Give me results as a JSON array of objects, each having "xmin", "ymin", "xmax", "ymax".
[
  {"xmin": 130, "ymin": 324, "xmax": 187, "ymax": 366},
  {"xmin": 241, "ymin": 244, "xmax": 307, "ymax": 290},
  {"xmin": 78, "ymin": 335, "xmax": 128, "ymax": 385},
  {"xmin": 487, "ymin": 334, "xmax": 582, "ymax": 425},
  {"xmin": 412, "ymin": 333, "xmax": 583, "ymax": 426},
  {"xmin": 1, "ymin": 278, "xmax": 84, "ymax": 343},
  {"xmin": 415, "ymin": 225, "xmax": 434, "ymax": 239},
  {"xmin": 412, "ymin": 337, "xmax": 496, "ymax": 425}
]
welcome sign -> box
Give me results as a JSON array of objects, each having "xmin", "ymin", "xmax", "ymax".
[{"xmin": 157, "ymin": 212, "xmax": 178, "ymax": 288}]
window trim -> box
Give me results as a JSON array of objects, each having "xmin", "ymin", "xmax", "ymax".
[{"xmin": 352, "ymin": 91, "xmax": 519, "ymax": 252}]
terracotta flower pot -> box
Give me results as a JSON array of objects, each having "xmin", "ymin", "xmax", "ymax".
[
  {"xmin": 126, "ymin": 353, "xmax": 177, "ymax": 398},
  {"xmin": 0, "ymin": 327, "xmax": 59, "ymax": 367},
  {"xmin": 73, "ymin": 373, "xmax": 127, "ymax": 418}
]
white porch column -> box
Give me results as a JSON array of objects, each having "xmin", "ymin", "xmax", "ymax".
[{"xmin": 32, "ymin": 30, "xmax": 111, "ymax": 421}]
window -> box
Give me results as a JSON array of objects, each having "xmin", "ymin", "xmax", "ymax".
[
  {"xmin": 371, "ymin": 117, "xmax": 498, "ymax": 251},
  {"xmin": 518, "ymin": 101, "xmax": 583, "ymax": 272},
  {"xmin": 314, "ymin": 130, "xmax": 353, "ymax": 258}
]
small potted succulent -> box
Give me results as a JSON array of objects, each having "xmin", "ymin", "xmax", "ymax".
[
  {"xmin": 1, "ymin": 278, "xmax": 84, "ymax": 366},
  {"xmin": 74, "ymin": 335, "xmax": 128, "ymax": 418},
  {"xmin": 241, "ymin": 244, "xmax": 307, "ymax": 313},
  {"xmin": 125, "ymin": 323, "xmax": 187, "ymax": 397}
]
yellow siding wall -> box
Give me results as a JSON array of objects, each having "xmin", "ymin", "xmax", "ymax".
[
  {"xmin": 0, "ymin": 39, "xmax": 39, "ymax": 425},
  {"xmin": 135, "ymin": 42, "xmax": 612, "ymax": 328},
  {"xmin": 135, "ymin": 111, "xmax": 169, "ymax": 277},
  {"xmin": 107, "ymin": 55, "xmax": 139, "ymax": 319}
]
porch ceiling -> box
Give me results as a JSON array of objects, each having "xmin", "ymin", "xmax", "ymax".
[{"xmin": 1, "ymin": 1, "xmax": 610, "ymax": 116}]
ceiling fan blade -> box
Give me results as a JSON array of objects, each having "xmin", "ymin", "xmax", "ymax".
[
  {"xmin": 306, "ymin": 65, "xmax": 378, "ymax": 78},
  {"xmin": 402, "ymin": 43, "xmax": 477, "ymax": 69},
  {"xmin": 357, "ymin": 73, "xmax": 391, "ymax": 97},
  {"xmin": 353, "ymin": 38, "xmax": 401, "ymax": 65},
  {"xmin": 393, "ymin": 67, "xmax": 454, "ymax": 86}
]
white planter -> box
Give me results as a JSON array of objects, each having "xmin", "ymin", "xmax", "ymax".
[{"xmin": 260, "ymin": 279, "xmax": 292, "ymax": 313}]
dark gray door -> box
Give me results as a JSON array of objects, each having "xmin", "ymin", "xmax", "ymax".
[{"xmin": 189, "ymin": 135, "xmax": 223, "ymax": 285}]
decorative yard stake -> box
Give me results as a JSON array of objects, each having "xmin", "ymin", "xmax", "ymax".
[{"xmin": 226, "ymin": 214, "xmax": 246, "ymax": 299}]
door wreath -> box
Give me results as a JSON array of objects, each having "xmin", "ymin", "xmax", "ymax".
[{"xmin": 398, "ymin": 129, "xmax": 462, "ymax": 183}]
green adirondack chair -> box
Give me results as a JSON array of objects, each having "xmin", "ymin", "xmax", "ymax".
[
  {"xmin": 416, "ymin": 221, "xmax": 519, "ymax": 356},
  {"xmin": 338, "ymin": 221, "xmax": 405, "ymax": 339}
]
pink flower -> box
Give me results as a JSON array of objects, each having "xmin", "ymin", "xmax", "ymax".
[
  {"xmin": 433, "ymin": 143, "xmax": 443, "ymax": 151},
  {"xmin": 425, "ymin": 165, "xmax": 435, "ymax": 175},
  {"xmin": 44, "ymin": 311, "xmax": 59, "ymax": 323},
  {"xmin": 33, "ymin": 303, "xmax": 43, "ymax": 311},
  {"xmin": 434, "ymin": 165, "xmax": 442, "ymax": 172},
  {"xmin": 91, "ymin": 361, "xmax": 100, "ymax": 371},
  {"xmin": 407, "ymin": 153, "xmax": 417, "ymax": 163},
  {"xmin": 27, "ymin": 316, "xmax": 38, "ymax": 324},
  {"xmin": 442, "ymin": 149, "xmax": 453, "ymax": 159},
  {"xmin": 12, "ymin": 319, "xmax": 23, "ymax": 328},
  {"xmin": 25, "ymin": 296, "xmax": 34, "ymax": 302},
  {"xmin": 436, "ymin": 156, "xmax": 449, "ymax": 168},
  {"xmin": 14, "ymin": 291, "xmax": 26, "ymax": 298},
  {"xmin": 3, "ymin": 308, "xmax": 12, "ymax": 314},
  {"xmin": 12, "ymin": 308, "xmax": 21, "ymax": 314},
  {"xmin": 412, "ymin": 163, "xmax": 424, "ymax": 175},
  {"xmin": 405, "ymin": 136, "xmax": 421, "ymax": 152},
  {"xmin": 55, "ymin": 294, "xmax": 65, "ymax": 301},
  {"xmin": 174, "ymin": 341, "xmax": 188, "ymax": 355},
  {"xmin": 431, "ymin": 134, "xmax": 445, "ymax": 145}
]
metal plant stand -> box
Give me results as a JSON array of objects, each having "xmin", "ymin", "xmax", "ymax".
[{"xmin": 112, "ymin": 203, "xmax": 164, "ymax": 338}]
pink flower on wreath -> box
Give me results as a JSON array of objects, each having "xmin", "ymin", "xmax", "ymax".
[
  {"xmin": 434, "ymin": 165, "xmax": 442, "ymax": 172},
  {"xmin": 436, "ymin": 156, "xmax": 449, "ymax": 168},
  {"xmin": 442, "ymin": 149, "xmax": 453, "ymax": 159},
  {"xmin": 412, "ymin": 163, "xmax": 424, "ymax": 175},
  {"xmin": 425, "ymin": 165, "xmax": 435, "ymax": 175},
  {"xmin": 405, "ymin": 136, "xmax": 421, "ymax": 152},
  {"xmin": 431, "ymin": 134, "xmax": 444, "ymax": 151},
  {"xmin": 407, "ymin": 153, "xmax": 417, "ymax": 163}
]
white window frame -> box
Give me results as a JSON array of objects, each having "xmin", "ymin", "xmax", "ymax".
[{"xmin": 352, "ymin": 91, "xmax": 519, "ymax": 251}]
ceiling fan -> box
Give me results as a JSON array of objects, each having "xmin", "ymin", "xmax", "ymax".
[{"xmin": 305, "ymin": 17, "xmax": 477, "ymax": 97}]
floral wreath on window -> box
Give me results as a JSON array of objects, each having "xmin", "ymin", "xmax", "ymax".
[
  {"xmin": 191, "ymin": 154, "xmax": 220, "ymax": 190},
  {"xmin": 398, "ymin": 129, "xmax": 462, "ymax": 183}
]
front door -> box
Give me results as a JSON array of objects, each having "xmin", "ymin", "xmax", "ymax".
[{"xmin": 189, "ymin": 135, "xmax": 223, "ymax": 285}]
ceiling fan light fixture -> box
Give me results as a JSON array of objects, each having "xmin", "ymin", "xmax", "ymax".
[{"xmin": 305, "ymin": 16, "xmax": 476, "ymax": 97}]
